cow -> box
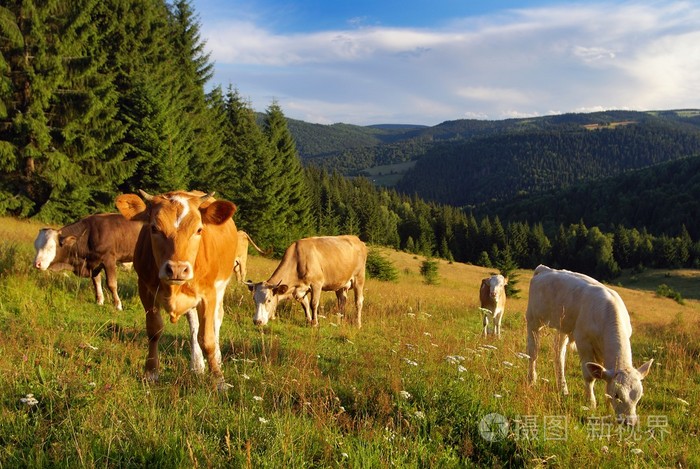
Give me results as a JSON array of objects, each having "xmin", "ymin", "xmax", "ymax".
[
  {"xmin": 233, "ymin": 230, "xmax": 267, "ymax": 283},
  {"xmin": 115, "ymin": 190, "xmax": 238, "ymax": 386},
  {"xmin": 33, "ymin": 213, "xmax": 143, "ymax": 310},
  {"xmin": 479, "ymin": 274, "xmax": 508, "ymax": 337},
  {"xmin": 246, "ymin": 235, "xmax": 367, "ymax": 328},
  {"xmin": 525, "ymin": 265, "xmax": 653, "ymax": 426}
]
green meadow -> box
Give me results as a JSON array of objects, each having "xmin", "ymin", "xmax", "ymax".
[{"xmin": 1, "ymin": 216, "xmax": 698, "ymax": 468}]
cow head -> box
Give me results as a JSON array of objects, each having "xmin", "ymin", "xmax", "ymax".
[
  {"xmin": 586, "ymin": 359, "xmax": 653, "ymax": 426},
  {"xmin": 33, "ymin": 228, "xmax": 78, "ymax": 271},
  {"xmin": 246, "ymin": 281, "xmax": 287, "ymax": 326},
  {"xmin": 116, "ymin": 190, "xmax": 236, "ymax": 285},
  {"xmin": 482, "ymin": 275, "xmax": 508, "ymax": 300}
]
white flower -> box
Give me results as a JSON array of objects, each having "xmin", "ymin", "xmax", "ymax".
[
  {"xmin": 631, "ymin": 448, "xmax": 643, "ymax": 455},
  {"xmin": 88, "ymin": 382, "xmax": 97, "ymax": 387},
  {"xmin": 400, "ymin": 390, "xmax": 411, "ymax": 399},
  {"xmin": 20, "ymin": 394, "xmax": 38, "ymax": 406},
  {"xmin": 253, "ymin": 396, "xmax": 263, "ymax": 402},
  {"xmin": 445, "ymin": 355, "xmax": 465, "ymax": 364},
  {"xmin": 423, "ymin": 332, "xmax": 432, "ymax": 337},
  {"xmin": 581, "ymin": 406, "xmax": 590, "ymax": 411},
  {"xmin": 481, "ymin": 344, "xmax": 498, "ymax": 350},
  {"xmin": 515, "ymin": 352, "xmax": 531, "ymax": 360},
  {"xmin": 242, "ymin": 374, "xmax": 250, "ymax": 380},
  {"xmin": 414, "ymin": 411, "xmax": 425, "ymax": 420},
  {"xmin": 494, "ymin": 393, "xmax": 503, "ymax": 399},
  {"xmin": 341, "ymin": 453, "xmax": 349, "ymax": 459},
  {"xmin": 403, "ymin": 358, "xmax": 418, "ymax": 367},
  {"xmin": 457, "ymin": 365, "xmax": 467, "ymax": 373},
  {"xmin": 502, "ymin": 361, "xmax": 514, "ymax": 367},
  {"xmin": 258, "ymin": 417, "xmax": 269, "ymax": 424}
]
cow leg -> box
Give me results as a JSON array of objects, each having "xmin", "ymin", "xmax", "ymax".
[
  {"xmin": 103, "ymin": 259, "xmax": 122, "ymax": 310},
  {"xmin": 213, "ymin": 279, "xmax": 229, "ymax": 367},
  {"xmin": 92, "ymin": 271, "xmax": 105, "ymax": 306},
  {"xmin": 309, "ymin": 284, "xmax": 322, "ymax": 327},
  {"xmin": 526, "ymin": 325, "xmax": 539, "ymax": 384},
  {"xmin": 139, "ymin": 281, "xmax": 162, "ymax": 381},
  {"xmin": 298, "ymin": 294, "xmax": 312, "ymax": 323},
  {"xmin": 494, "ymin": 311, "xmax": 503, "ymax": 338},
  {"xmin": 336, "ymin": 289, "xmax": 347, "ymax": 312},
  {"xmin": 185, "ymin": 309, "xmax": 205, "ymax": 373},
  {"xmin": 354, "ymin": 272, "xmax": 365, "ymax": 328},
  {"xmin": 482, "ymin": 314, "xmax": 489, "ymax": 337},
  {"xmin": 554, "ymin": 332, "xmax": 570, "ymax": 395},
  {"xmin": 196, "ymin": 296, "xmax": 224, "ymax": 383},
  {"xmin": 574, "ymin": 338, "xmax": 598, "ymax": 408}
]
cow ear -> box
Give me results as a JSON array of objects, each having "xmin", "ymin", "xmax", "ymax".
[
  {"xmin": 586, "ymin": 362, "xmax": 613, "ymax": 381},
  {"xmin": 201, "ymin": 200, "xmax": 236, "ymax": 225},
  {"xmin": 637, "ymin": 359, "xmax": 653, "ymax": 379},
  {"xmin": 245, "ymin": 280, "xmax": 256, "ymax": 292},
  {"xmin": 273, "ymin": 285, "xmax": 288, "ymax": 296},
  {"xmin": 116, "ymin": 194, "xmax": 149, "ymax": 221},
  {"xmin": 60, "ymin": 235, "xmax": 77, "ymax": 247}
]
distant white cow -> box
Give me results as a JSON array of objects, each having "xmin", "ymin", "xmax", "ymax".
[
  {"xmin": 479, "ymin": 274, "xmax": 508, "ymax": 337},
  {"xmin": 526, "ymin": 265, "xmax": 653, "ymax": 426}
]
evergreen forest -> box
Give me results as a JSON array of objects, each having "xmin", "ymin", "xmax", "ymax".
[{"xmin": 2, "ymin": 1, "xmax": 699, "ymax": 281}]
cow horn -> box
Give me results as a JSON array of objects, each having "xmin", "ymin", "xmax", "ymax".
[
  {"xmin": 200, "ymin": 192, "xmax": 215, "ymax": 202},
  {"xmin": 138, "ymin": 189, "xmax": 154, "ymax": 201}
]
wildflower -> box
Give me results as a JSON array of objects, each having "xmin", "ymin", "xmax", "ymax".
[
  {"xmin": 515, "ymin": 352, "xmax": 530, "ymax": 359},
  {"xmin": 407, "ymin": 313, "xmax": 416, "ymax": 318},
  {"xmin": 414, "ymin": 411, "xmax": 425, "ymax": 420},
  {"xmin": 242, "ymin": 374, "xmax": 250, "ymax": 380},
  {"xmin": 341, "ymin": 453, "xmax": 349, "ymax": 459},
  {"xmin": 423, "ymin": 332, "xmax": 432, "ymax": 337},
  {"xmin": 88, "ymin": 382, "xmax": 97, "ymax": 387},
  {"xmin": 581, "ymin": 406, "xmax": 590, "ymax": 411},
  {"xmin": 403, "ymin": 358, "xmax": 418, "ymax": 367},
  {"xmin": 445, "ymin": 355, "xmax": 465, "ymax": 364},
  {"xmin": 494, "ymin": 393, "xmax": 503, "ymax": 399},
  {"xmin": 502, "ymin": 361, "xmax": 514, "ymax": 367},
  {"xmin": 601, "ymin": 446, "xmax": 609, "ymax": 454},
  {"xmin": 481, "ymin": 344, "xmax": 498, "ymax": 350},
  {"xmin": 631, "ymin": 448, "xmax": 643, "ymax": 455},
  {"xmin": 20, "ymin": 394, "xmax": 38, "ymax": 406},
  {"xmin": 258, "ymin": 417, "xmax": 269, "ymax": 424},
  {"xmin": 400, "ymin": 390, "xmax": 412, "ymax": 399},
  {"xmin": 457, "ymin": 365, "xmax": 467, "ymax": 373},
  {"xmin": 253, "ymin": 396, "xmax": 263, "ymax": 402}
]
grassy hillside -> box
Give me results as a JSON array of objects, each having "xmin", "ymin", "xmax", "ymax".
[{"xmin": 1, "ymin": 216, "xmax": 698, "ymax": 467}]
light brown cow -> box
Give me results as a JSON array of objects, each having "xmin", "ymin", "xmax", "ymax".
[
  {"xmin": 479, "ymin": 274, "xmax": 508, "ymax": 337},
  {"xmin": 33, "ymin": 214, "xmax": 143, "ymax": 310},
  {"xmin": 246, "ymin": 235, "xmax": 367, "ymax": 327},
  {"xmin": 526, "ymin": 265, "xmax": 653, "ymax": 426},
  {"xmin": 115, "ymin": 190, "xmax": 238, "ymax": 385},
  {"xmin": 233, "ymin": 230, "xmax": 267, "ymax": 283}
]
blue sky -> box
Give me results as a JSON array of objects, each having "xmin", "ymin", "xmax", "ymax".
[{"xmin": 193, "ymin": 0, "xmax": 700, "ymax": 126}]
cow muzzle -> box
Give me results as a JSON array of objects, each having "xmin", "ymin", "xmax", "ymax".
[
  {"xmin": 617, "ymin": 413, "xmax": 638, "ymax": 426},
  {"xmin": 160, "ymin": 261, "xmax": 193, "ymax": 284}
]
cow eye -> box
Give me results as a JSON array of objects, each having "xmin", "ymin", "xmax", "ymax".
[
  {"xmin": 196, "ymin": 227, "xmax": 203, "ymax": 235},
  {"xmin": 150, "ymin": 225, "xmax": 162, "ymax": 236}
]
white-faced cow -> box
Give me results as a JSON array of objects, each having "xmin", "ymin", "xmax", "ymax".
[
  {"xmin": 526, "ymin": 265, "xmax": 653, "ymax": 426},
  {"xmin": 115, "ymin": 190, "xmax": 238, "ymax": 385},
  {"xmin": 33, "ymin": 214, "xmax": 143, "ymax": 310},
  {"xmin": 233, "ymin": 231, "xmax": 267, "ymax": 283},
  {"xmin": 479, "ymin": 274, "xmax": 508, "ymax": 337},
  {"xmin": 246, "ymin": 235, "xmax": 367, "ymax": 328}
]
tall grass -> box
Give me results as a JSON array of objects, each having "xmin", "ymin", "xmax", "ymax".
[{"xmin": 1, "ymin": 217, "xmax": 698, "ymax": 467}]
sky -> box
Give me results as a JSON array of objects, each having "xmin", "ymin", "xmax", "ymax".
[{"xmin": 193, "ymin": 0, "xmax": 700, "ymax": 126}]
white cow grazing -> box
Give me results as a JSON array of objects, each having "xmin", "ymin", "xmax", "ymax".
[
  {"xmin": 479, "ymin": 274, "xmax": 508, "ymax": 337},
  {"xmin": 526, "ymin": 265, "xmax": 653, "ymax": 426}
]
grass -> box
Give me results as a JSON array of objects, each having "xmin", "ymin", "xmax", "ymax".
[{"xmin": 1, "ymin": 216, "xmax": 699, "ymax": 467}]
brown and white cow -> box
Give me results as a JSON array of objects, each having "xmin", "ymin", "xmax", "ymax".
[
  {"xmin": 526, "ymin": 265, "xmax": 653, "ymax": 426},
  {"xmin": 246, "ymin": 235, "xmax": 367, "ymax": 328},
  {"xmin": 33, "ymin": 213, "xmax": 143, "ymax": 310},
  {"xmin": 233, "ymin": 230, "xmax": 267, "ymax": 283},
  {"xmin": 479, "ymin": 274, "xmax": 508, "ymax": 337},
  {"xmin": 115, "ymin": 190, "xmax": 238, "ymax": 385}
]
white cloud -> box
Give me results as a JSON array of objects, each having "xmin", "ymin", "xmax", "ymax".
[{"xmin": 202, "ymin": 2, "xmax": 700, "ymax": 125}]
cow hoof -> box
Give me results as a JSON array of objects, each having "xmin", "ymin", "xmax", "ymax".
[{"xmin": 144, "ymin": 370, "xmax": 159, "ymax": 382}]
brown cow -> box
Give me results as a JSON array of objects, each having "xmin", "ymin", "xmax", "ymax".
[
  {"xmin": 115, "ymin": 190, "xmax": 238, "ymax": 385},
  {"xmin": 234, "ymin": 230, "xmax": 267, "ymax": 283},
  {"xmin": 246, "ymin": 235, "xmax": 367, "ymax": 327},
  {"xmin": 33, "ymin": 214, "xmax": 143, "ymax": 310}
]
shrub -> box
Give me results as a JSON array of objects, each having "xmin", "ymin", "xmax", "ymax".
[
  {"xmin": 366, "ymin": 249, "xmax": 399, "ymax": 282},
  {"xmin": 656, "ymin": 283, "xmax": 684, "ymax": 304},
  {"xmin": 420, "ymin": 258, "xmax": 439, "ymax": 285}
]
